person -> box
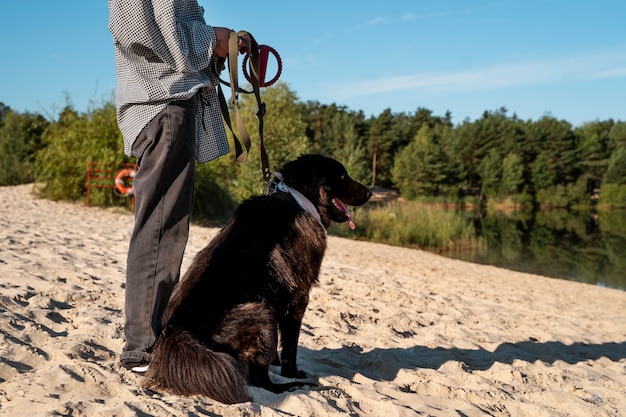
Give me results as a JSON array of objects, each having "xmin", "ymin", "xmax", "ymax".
[{"xmin": 107, "ymin": 0, "xmax": 248, "ymax": 372}]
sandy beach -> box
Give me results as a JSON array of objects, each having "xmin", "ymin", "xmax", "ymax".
[{"xmin": 0, "ymin": 183, "xmax": 624, "ymax": 416}]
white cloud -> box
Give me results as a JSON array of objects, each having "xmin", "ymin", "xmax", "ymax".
[
  {"xmin": 325, "ymin": 49, "xmax": 626, "ymax": 99},
  {"xmin": 590, "ymin": 67, "xmax": 626, "ymax": 80}
]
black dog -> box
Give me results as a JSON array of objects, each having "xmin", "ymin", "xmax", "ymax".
[{"xmin": 143, "ymin": 154, "xmax": 371, "ymax": 403}]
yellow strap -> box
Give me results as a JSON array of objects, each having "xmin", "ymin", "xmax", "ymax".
[{"xmin": 215, "ymin": 30, "xmax": 271, "ymax": 182}]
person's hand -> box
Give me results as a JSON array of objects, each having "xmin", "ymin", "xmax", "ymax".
[
  {"xmin": 213, "ymin": 27, "xmax": 250, "ymax": 58},
  {"xmin": 237, "ymin": 32, "xmax": 251, "ymax": 55},
  {"xmin": 213, "ymin": 27, "xmax": 232, "ymax": 58}
]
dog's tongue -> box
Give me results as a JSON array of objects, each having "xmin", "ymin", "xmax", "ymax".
[{"xmin": 333, "ymin": 198, "xmax": 356, "ymax": 230}]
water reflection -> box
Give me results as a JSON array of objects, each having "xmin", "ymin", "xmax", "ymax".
[{"xmin": 444, "ymin": 209, "xmax": 626, "ymax": 291}]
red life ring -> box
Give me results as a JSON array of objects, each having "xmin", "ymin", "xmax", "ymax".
[{"xmin": 114, "ymin": 169, "xmax": 136, "ymax": 196}]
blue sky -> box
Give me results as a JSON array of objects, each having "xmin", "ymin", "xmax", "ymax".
[{"xmin": 0, "ymin": 0, "xmax": 624, "ymax": 126}]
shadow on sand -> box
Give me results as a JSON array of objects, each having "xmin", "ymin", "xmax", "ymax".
[{"xmin": 300, "ymin": 340, "xmax": 626, "ymax": 381}]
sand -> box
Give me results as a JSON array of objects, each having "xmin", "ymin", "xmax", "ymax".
[{"xmin": 0, "ymin": 183, "xmax": 625, "ymax": 416}]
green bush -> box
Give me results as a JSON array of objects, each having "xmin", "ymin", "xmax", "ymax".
[{"xmin": 35, "ymin": 103, "xmax": 127, "ymax": 202}]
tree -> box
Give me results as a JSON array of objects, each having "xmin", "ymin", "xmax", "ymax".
[
  {"xmin": 500, "ymin": 152, "xmax": 524, "ymax": 197},
  {"xmin": 608, "ymin": 121, "xmax": 626, "ymax": 152},
  {"xmin": 524, "ymin": 116, "xmax": 578, "ymax": 186},
  {"xmin": 452, "ymin": 107, "xmax": 520, "ymax": 192},
  {"xmin": 575, "ymin": 120, "xmax": 613, "ymax": 192},
  {"xmin": 530, "ymin": 151, "xmax": 557, "ymax": 191},
  {"xmin": 603, "ymin": 146, "xmax": 626, "ymax": 185},
  {"xmin": 299, "ymin": 101, "xmax": 367, "ymax": 158},
  {"xmin": 478, "ymin": 148, "xmax": 502, "ymax": 198},
  {"xmin": 0, "ymin": 110, "xmax": 49, "ymax": 185},
  {"xmin": 326, "ymin": 111, "xmax": 369, "ymax": 185},
  {"xmin": 392, "ymin": 125, "xmax": 451, "ymax": 199},
  {"xmin": 367, "ymin": 108, "xmax": 396, "ymax": 188},
  {"xmin": 410, "ymin": 107, "xmax": 453, "ymax": 133}
]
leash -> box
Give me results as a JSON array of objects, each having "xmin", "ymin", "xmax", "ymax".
[
  {"xmin": 215, "ymin": 30, "xmax": 282, "ymax": 184},
  {"xmin": 242, "ymin": 45, "xmax": 282, "ymax": 88}
]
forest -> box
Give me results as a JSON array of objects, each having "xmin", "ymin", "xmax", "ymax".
[{"xmin": 2, "ymin": 82, "xmax": 625, "ymax": 210}]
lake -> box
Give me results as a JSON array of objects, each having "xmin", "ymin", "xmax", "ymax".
[{"xmin": 443, "ymin": 208, "xmax": 626, "ymax": 291}]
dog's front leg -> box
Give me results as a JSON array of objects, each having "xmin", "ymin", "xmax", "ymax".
[{"xmin": 279, "ymin": 308, "xmax": 307, "ymax": 378}]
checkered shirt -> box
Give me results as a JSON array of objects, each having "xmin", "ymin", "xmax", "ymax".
[{"xmin": 108, "ymin": 0, "xmax": 229, "ymax": 163}]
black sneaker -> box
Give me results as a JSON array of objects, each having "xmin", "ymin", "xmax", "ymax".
[{"xmin": 121, "ymin": 359, "xmax": 149, "ymax": 374}]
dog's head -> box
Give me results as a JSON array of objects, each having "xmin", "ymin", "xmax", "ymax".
[{"xmin": 277, "ymin": 154, "xmax": 371, "ymax": 229}]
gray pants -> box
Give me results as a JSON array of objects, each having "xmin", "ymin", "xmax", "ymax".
[{"xmin": 121, "ymin": 97, "xmax": 197, "ymax": 364}]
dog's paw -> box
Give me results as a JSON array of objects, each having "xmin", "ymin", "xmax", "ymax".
[
  {"xmin": 294, "ymin": 370, "xmax": 308, "ymax": 379},
  {"xmin": 281, "ymin": 368, "xmax": 308, "ymax": 379}
]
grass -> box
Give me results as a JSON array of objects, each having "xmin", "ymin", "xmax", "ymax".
[{"xmin": 330, "ymin": 199, "xmax": 483, "ymax": 252}]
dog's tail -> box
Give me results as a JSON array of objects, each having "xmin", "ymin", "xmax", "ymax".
[{"xmin": 143, "ymin": 327, "xmax": 250, "ymax": 404}]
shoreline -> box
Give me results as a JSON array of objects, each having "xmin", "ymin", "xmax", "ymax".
[{"xmin": 1, "ymin": 184, "xmax": 624, "ymax": 416}]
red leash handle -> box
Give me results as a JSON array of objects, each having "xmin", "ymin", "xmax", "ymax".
[{"xmin": 242, "ymin": 45, "xmax": 282, "ymax": 87}]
